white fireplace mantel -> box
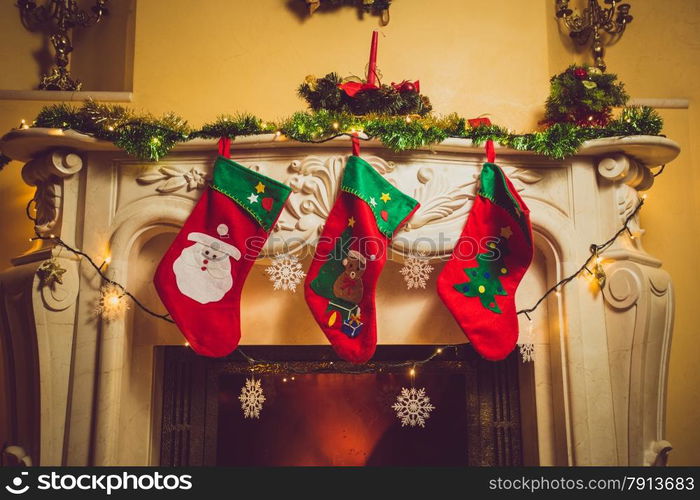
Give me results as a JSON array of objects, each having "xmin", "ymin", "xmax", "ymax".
[{"xmin": 0, "ymin": 128, "xmax": 678, "ymax": 466}]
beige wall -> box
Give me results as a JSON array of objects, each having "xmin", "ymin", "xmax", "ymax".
[{"xmin": 0, "ymin": 0, "xmax": 698, "ymax": 465}]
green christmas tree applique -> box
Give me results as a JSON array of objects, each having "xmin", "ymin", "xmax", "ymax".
[{"xmin": 453, "ymin": 235, "xmax": 511, "ymax": 314}]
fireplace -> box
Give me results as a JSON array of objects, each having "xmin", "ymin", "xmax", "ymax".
[
  {"xmin": 0, "ymin": 130, "xmax": 677, "ymax": 466},
  {"xmin": 157, "ymin": 345, "xmax": 524, "ymax": 466}
]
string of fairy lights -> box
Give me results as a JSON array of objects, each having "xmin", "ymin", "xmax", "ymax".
[{"xmin": 25, "ymin": 156, "xmax": 658, "ymax": 374}]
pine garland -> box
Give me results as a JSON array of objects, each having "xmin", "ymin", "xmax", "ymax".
[
  {"xmin": 34, "ymin": 100, "xmax": 191, "ymax": 161},
  {"xmin": 6, "ymin": 102, "xmax": 664, "ymax": 163},
  {"xmin": 193, "ymin": 113, "xmax": 275, "ymax": 139}
]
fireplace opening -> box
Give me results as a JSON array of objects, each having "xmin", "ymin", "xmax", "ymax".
[{"xmin": 157, "ymin": 345, "xmax": 524, "ymax": 466}]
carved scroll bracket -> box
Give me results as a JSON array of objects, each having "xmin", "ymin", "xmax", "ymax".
[
  {"xmin": 21, "ymin": 150, "xmax": 83, "ymax": 237},
  {"xmin": 603, "ymin": 262, "xmax": 643, "ymax": 311},
  {"xmin": 602, "ymin": 260, "xmax": 674, "ymax": 465},
  {"xmin": 598, "ymin": 154, "xmax": 654, "ymax": 190}
]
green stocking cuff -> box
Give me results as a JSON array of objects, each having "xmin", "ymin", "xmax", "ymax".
[
  {"xmin": 341, "ymin": 155, "xmax": 419, "ymax": 238},
  {"xmin": 212, "ymin": 156, "xmax": 291, "ymax": 232}
]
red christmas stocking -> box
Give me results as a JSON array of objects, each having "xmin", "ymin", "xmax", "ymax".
[
  {"xmin": 155, "ymin": 156, "xmax": 291, "ymax": 357},
  {"xmin": 437, "ymin": 161, "xmax": 533, "ymax": 361},
  {"xmin": 304, "ymin": 155, "xmax": 419, "ymax": 364}
]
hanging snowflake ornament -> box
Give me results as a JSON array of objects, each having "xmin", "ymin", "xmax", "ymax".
[
  {"xmin": 399, "ymin": 253, "xmax": 434, "ymax": 290},
  {"xmin": 95, "ymin": 283, "xmax": 129, "ymax": 321},
  {"xmin": 239, "ymin": 377, "xmax": 266, "ymax": 419},
  {"xmin": 518, "ymin": 319, "xmax": 536, "ymax": 362},
  {"xmin": 265, "ymin": 254, "xmax": 306, "ymax": 292},
  {"xmin": 392, "ymin": 387, "xmax": 435, "ymax": 428}
]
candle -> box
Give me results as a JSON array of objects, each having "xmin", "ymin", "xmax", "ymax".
[{"xmin": 367, "ymin": 31, "xmax": 379, "ymax": 86}]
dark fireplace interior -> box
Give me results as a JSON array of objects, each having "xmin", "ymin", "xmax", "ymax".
[{"xmin": 157, "ymin": 345, "xmax": 523, "ymax": 467}]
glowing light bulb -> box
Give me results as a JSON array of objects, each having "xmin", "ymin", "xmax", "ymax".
[
  {"xmin": 107, "ymin": 125, "xmax": 114, "ymax": 131},
  {"xmin": 332, "ymin": 122, "xmax": 339, "ymax": 130},
  {"xmin": 104, "ymin": 256, "xmax": 112, "ymax": 265},
  {"xmin": 185, "ymin": 341, "xmax": 190, "ymax": 347},
  {"xmin": 96, "ymin": 284, "xmax": 129, "ymax": 321},
  {"xmin": 436, "ymin": 348, "xmax": 443, "ymax": 354},
  {"xmin": 410, "ymin": 367, "xmax": 416, "ymax": 377},
  {"xmin": 283, "ymin": 377, "xmax": 288, "ymax": 383},
  {"xmin": 641, "ymin": 193, "xmax": 648, "ymax": 200},
  {"xmin": 405, "ymin": 116, "xmax": 412, "ymax": 123}
]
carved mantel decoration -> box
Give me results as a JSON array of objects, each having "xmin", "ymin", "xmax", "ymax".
[{"xmin": 0, "ymin": 128, "xmax": 679, "ymax": 466}]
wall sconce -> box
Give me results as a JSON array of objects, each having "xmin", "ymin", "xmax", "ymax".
[
  {"xmin": 17, "ymin": 0, "xmax": 110, "ymax": 91},
  {"xmin": 556, "ymin": 0, "xmax": 633, "ymax": 72}
]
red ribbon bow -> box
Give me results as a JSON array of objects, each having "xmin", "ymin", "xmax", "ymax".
[
  {"xmin": 391, "ymin": 80, "xmax": 420, "ymax": 93},
  {"xmin": 467, "ymin": 117, "xmax": 492, "ymax": 128},
  {"xmin": 338, "ymin": 81, "xmax": 379, "ymax": 97},
  {"xmin": 467, "ymin": 117, "xmax": 495, "ymax": 163}
]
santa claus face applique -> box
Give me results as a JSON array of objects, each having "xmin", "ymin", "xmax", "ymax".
[{"xmin": 172, "ymin": 224, "xmax": 242, "ymax": 304}]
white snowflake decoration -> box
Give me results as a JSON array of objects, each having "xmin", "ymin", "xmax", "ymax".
[
  {"xmin": 519, "ymin": 343, "xmax": 535, "ymax": 363},
  {"xmin": 399, "ymin": 254, "xmax": 434, "ymax": 290},
  {"xmin": 239, "ymin": 377, "xmax": 266, "ymax": 419},
  {"xmin": 518, "ymin": 320, "xmax": 535, "ymax": 363},
  {"xmin": 265, "ymin": 254, "xmax": 306, "ymax": 292},
  {"xmin": 95, "ymin": 283, "xmax": 130, "ymax": 321},
  {"xmin": 392, "ymin": 387, "xmax": 435, "ymax": 428}
]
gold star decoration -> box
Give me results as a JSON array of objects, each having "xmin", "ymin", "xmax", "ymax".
[
  {"xmin": 500, "ymin": 226, "xmax": 513, "ymax": 239},
  {"xmin": 37, "ymin": 258, "xmax": 66, "ymax": 288},
  {"xmin": 380, "ymin": 192, "xmax": 391, "ymax": 203},
  {"xmin": 255, "ymin": 182, "xmax": 266, "ymax": 194},
  {"xmin": 348, "ymin": 216, "xmax": 356, "ymax": 227}
]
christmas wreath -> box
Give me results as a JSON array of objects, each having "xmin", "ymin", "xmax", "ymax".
[{"xmin": 298, "ymin": 73, "xmax": 431, "ymax": 116}]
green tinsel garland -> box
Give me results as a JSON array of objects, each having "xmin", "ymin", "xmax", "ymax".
[
  {"xmin": 7, "ymin": 101, "xmax": 664, "ymax": 163},
  {"xmin": 193, "ymin": 113, "xmax": 275, "ymax": 139},
  {"xmin": 34, "ymin": 100, "xmax": 191, "ymax": 161}
]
